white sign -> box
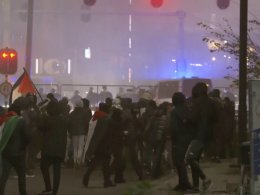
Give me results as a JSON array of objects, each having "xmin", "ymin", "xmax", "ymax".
[{"xmin": 0, "ymin": 81, "xmax": 12, "ymax": 97}]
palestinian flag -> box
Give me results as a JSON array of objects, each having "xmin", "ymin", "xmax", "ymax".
[
  {"xmin": 9, "ymin": 68, "xmax": 37, "ymax": 105},
  {"xmin": 0, "ymin": 115, "xmax": 19, "ymax": 152}
]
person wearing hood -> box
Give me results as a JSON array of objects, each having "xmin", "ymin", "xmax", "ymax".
[
  {"xmin": 184, "ymin": 82, "xmax": 216, "ymax": 193},
  {"xmin": 170, "ymin": 92, "xmax": 193, "ymax": 191},
  {"xmin": 121, "ymin": 98, "xmax": 143, "ymax": 181},
  {"xmin": 82, "ymin": 103, "xmax": 115, "ymax": 188},
  {"xmin": 38, "ymin": 101, "xmax": 68, "ymax": 195},
  {"xmin": 68, "ymin": 99, "xmax": 89, "ymax": 167},
  {"xmin": 108, "ymin": 98, "xmax": 125, "ymax": 183},
  {"xmin": 23, "ymin": 93, "xmax": 42, "ymax": 177},
  {"xmin": 0, "ymin": 106, "xmax": 6, "ymax": 177},
  {"xmin": 0, "ymin": 97, "xmax": 30, "ymax": 195},
  {"xmin": 143, "ymin": 102, "xmax": 168, "ymax": 179}
]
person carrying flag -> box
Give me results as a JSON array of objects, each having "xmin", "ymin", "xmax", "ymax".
[
  {"xmin": 82, "ymin": 103, "xmax": 115, "ymax": 188},
  {"xmin": 0, "ymin": 97, "xmax": 30, "ymax": 195}
]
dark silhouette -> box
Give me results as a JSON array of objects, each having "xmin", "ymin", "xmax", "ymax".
[
  {"xmin": 38, "ymin": 101, "xmax": 68, "ymax": 195},
  {"xmin": 0, "ymin": 97, "xmax": 30, "ymax": 195},
  {"xmin": 170, "ymin": 92, "xmax": 193, "ymax": 191},
  {"xmin": 184, "ymin": 82, "xmax": 216, "ymax": 193}
]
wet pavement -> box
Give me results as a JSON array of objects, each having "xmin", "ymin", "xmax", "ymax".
[{"xmin": 4, "ymin": 159, "xmax": 242, "ymax": 195}]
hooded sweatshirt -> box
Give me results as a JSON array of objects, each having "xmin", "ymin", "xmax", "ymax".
[
  {"xmin": 170, "ymin": 105, "xmax": 193, "ymax": 148},
  {"xmin": 190, "ymin": 82, "xmax": 217, "ymax": 144}
]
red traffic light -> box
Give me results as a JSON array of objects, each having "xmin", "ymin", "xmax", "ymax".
[
  {"xmin": 0, "ymin": 50, "xmax": 17, "ymax": 59},
  {"xmin": 151, "ymin": 0, "xmax": 164, "ymax": 8},
  {"xmin": 1, "ymin": 52, "xmax": 8, "ymax": 59},
  {"xmin": 10, "ymin": 52, "xmax": 16, "ymax": 58},
  {"xmin": 0, "ymin": 48, "xmax": 18, "ymax": 75}
]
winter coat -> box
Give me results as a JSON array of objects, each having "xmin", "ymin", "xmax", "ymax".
[
  {"xmin": 108, "ymin": 107, "xmax": 124, "ymax": 146},
  {"xmin": 122, "ymin": 109, "xmax": 140, "ymax": 141},
  {"xmin": 2, "ymin": 116, "xmax": 29, "ymax": 158},
  {"xmin": 170, "ymin": 106, "xmax": 193, "ymax": 148},
  {"xmin": 190, "ymin": 95, "xmax": 217, "ymax": 145},
  {"xmin": 68, "ymin": 107, "xmax": 89, "ymax": 136},
  {"xmin": 41, "ymin": 115, "xmax": 68, "ymax": 160},
  {"xmin": 145, "ymin": 111, "xmax": 167, "ymax": 144}
]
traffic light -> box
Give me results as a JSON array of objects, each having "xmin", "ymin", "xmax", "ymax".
[
  {"xmin": 217, "ymin": 0, "xmax": 230, "ymax": 9},
  {"xmin": 0, "ymin": 48, "xmax": 18, "ymax": 75},
  {"xmin": 151, "ymin": 0, "xmax": 164, "ymax": 8},
  {"xmin": 83, "ymin": 0, "xmax": 96, "ymax": 6}
]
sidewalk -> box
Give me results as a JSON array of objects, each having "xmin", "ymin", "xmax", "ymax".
[{"xmin": 141, "ymin": 159, "xmax": 241, "ymax": 195}]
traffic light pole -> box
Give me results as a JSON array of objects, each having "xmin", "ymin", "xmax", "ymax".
[
  {"xmin": 25, "ymin": 0, "xmax": 34, "ymax": 74},
  {"xmin": 238, "ymin": 3, "xmax": 248, "ymax": 193},
  {"xmin": 2, "ymin": 0, "xmax": 11, "ymax": 47},
  {"xmin": 4, "ymin": 74, "xmax": 8, "ymax": 107},
  {"xmin": 238, "ymin": 0, "xmax": 248, "ymax": 143},
  {"xmin": 4, "ymin": 48, "xmax": 10, "ymax": 107}
]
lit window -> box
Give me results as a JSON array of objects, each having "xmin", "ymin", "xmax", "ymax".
[
  {"xmin": 68, "ymin": 59, "xmax": 71, "ymax": 74},
  {"xmin": 35, "ymin": 58, "xmax": 39, "ymax": 74},
  {"xmin": 84, "ymin": 47, "xmax": 91, "ymax": 59}
]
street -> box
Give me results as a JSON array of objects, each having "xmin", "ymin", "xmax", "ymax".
[{"xmin": 4, "ymin": 159, "xmax": 242, "ymax": 195}]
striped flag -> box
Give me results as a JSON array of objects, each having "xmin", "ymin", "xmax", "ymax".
[
  {"xmin": 0, "ymin": 115, "xmax": 19, "ymax": 152},
  {"xmin": 9, "ymin": 68, "xmax": 37, "ymax": 104}
]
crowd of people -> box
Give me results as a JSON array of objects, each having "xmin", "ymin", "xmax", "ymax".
[{"xmin": 0, "ymin": 82, "xmax": 236, "ymax": 195}]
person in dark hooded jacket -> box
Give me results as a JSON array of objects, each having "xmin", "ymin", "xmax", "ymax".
[
  {"xmin": 68, "ymin": 99, "xmax": 89, "ymax": 167},
  {"xmin": 38, "ymin": 101, "xmax": 68, "ymax": 195},
  {"xmin": 0, "ymin": 97, "xmax": 30, "ymax": 195},
  {"xmin": 121, "ymin": 98, "xmax": 143, "ymax": 181},
  {"xmin": 144, "ymin": 102, "xmax": 168, "ymax": 179},
  {"xmin": 170, "ymin": 92, "xmax": 193, "ymax": 191},
  {"xmin": 107, "ymin": 99, "xmax": 125, "ymax": 184},
  {"xmin": 82, "ymin": 103, "xmax": 114, "ymax": 188},
  {"xmin": 184, "ymin": 82, "xmax": 216, "ymax": 193},
  {"xmin": 23, "ymin": 94, "xmax": 42, "ymax": 176}
]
